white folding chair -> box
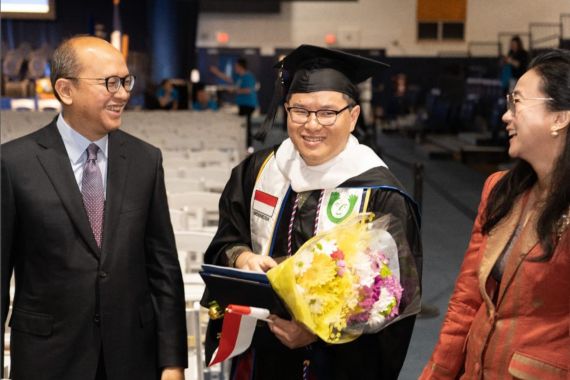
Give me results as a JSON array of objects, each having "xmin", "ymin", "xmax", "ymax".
[
  {"xmin": 168, "ymin": 191, "xmax": 220, "ymax": 211},
  {"xmin": 169, "ymin": 208, "xmax": 189, "ymax": 231},
  {"xmin": 166, "ymin": 178, "xmax": 205, "ymax": 194},
  {"xmin": 10, "ymin": 98, "xmax": 36, "ymax": 111},
  {"xmin": 164, "ymin": 159, "xmax": 203, "ymax": 179},
  {"xmin": 175, "ymin": 230, "xmax": 215, "ymax": 273},
  {"xmin": 162, "ymin": 149, "xmax": 190, "ymax": 161},
  {"xmin": 37, "ymin": 98, "xmax": 62, "ymax": 112},
  {"xmin": 190, "ymin": 150, "xmax": 235, "ymax": 167},
  {"xmin": 201, "ymin": 178, "xmax": 227, "ymax": 193},
  {"xmin": 167, "ymin": 191, "xmax": 221, "ymax": 228},
  {"xmin": 182, "ymin": 168, "xmax": 232, "ymax": 183},
  {"xmin": 186, "ymin": 302, "xmax": 205, "ymax": 380}
]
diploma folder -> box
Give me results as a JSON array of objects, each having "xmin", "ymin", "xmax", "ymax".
[{"xmin": 199, "ymin": 264, "xmax": 289, "ymax": 317}]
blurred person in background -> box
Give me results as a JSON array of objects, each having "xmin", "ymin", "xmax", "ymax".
[
  {"xmin": 501, "ymin": 35, "xmax": 529, "ymax": 94},
  {"xmin": 192, "ymin": 82, "xmax": 218, "ymax": 111},
  {"xmin": 156, "ymin": 78, "xmax": 180, "ymax": 110},
  {"xmin": 210, "ymin": 58, "xmax": 258, "ymax": 146}
]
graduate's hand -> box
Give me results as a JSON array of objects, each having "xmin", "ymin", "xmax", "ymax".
[
  {"xmin": 235, "ymin": 251, "xmax": 277, "ymax": 272},
  {"xmin": 161, "ymin": 367, "xmax": 185, "ymax": 380},
  {"xmin": 267, "ymin": 315, "xmax": 317, "ymax": 349}
]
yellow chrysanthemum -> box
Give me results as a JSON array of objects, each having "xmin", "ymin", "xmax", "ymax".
[{"xmin": 297, "ymin": 253, "xmax": 336, "ymax": 288}]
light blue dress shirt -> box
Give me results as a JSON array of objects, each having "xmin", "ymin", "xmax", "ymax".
[{"xmin": 56, "ymin": 113, "xmax": 108, "ymax": 198}]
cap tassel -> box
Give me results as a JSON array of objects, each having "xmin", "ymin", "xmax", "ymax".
[{"xmin": 255, "ymin": 71, "xmax": 286, "ymax": 142}]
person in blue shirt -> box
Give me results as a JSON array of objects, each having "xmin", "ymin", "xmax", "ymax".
[
  {"xmin": 211, "ymin": 58, "xmax": 258, "ymax": 146},
  {"xmin": 156, "ymin": 79, "xmax": 179, "ymax": 110},
  {"xmin": 192, "ymin": 82, "xmax": 219, "ymax": 111}
]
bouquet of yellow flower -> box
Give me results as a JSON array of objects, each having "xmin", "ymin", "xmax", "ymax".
[{"xmin": 266, "ymin": 213, "xmax": 420, "ymax": 344}]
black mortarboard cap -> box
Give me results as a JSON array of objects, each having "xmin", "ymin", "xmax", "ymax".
[
  {"xmin": 257, "ymin": 44, "xmax": 389, "ymax": 141},
  {"xmin": 280, "ymin": 44, "xmax": 389, "ymax": 101}
]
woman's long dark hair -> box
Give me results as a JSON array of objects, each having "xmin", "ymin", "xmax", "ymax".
[{"xmin": 482, "ymin": 49, "xmax": 570, "ymax": 260}]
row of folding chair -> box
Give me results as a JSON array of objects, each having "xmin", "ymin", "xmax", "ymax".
[
  {"xmin": 121, "ymin": 112, "xmax": 245, "ymax": 138},
  {"xmin": 169, "ymin": 207, "xmax": 218, "ymax": 236},
  {"xmin": 1, "ymin": 110, "xmax": 245, "ymax": 146},
  {"xmin": 7, "ymin": 98, "xmax": 62, "ymax": 112},
  {"xmin": 168, "ymin": 191, "xmax": 221, "ymax": 230},
  {"xmin": 164, "ymin": 150, "xmax": 238, "ymax": 168},
  {"xmin": 164, "ymin": 165, "xmax": 231, "ymax": 189},
  {"xmin": 166, "ymin": 176, "xmax": 226, "ymax": 197}
]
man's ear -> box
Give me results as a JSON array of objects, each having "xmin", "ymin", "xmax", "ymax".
[
  {"xmin": 349, "ymin": 105, "xmax": 360, "ymax": 132},
  {"xmin": 54, "ymin": 78, "xmax": 74, "ymax": 106}
]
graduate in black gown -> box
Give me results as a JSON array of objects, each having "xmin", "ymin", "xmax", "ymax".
[{"xmin": 202, "ymin": 45, "xmax": 422, "ymax": 380}]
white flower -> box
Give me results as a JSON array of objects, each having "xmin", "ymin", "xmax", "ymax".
[
  {"xmin": 317, "ymin": 239, "xmax": 338, "ymax": 255},
  {"xmin": 294, "ymin": 251, "xmax": 314, "ymax": 276},
  {"xmin": 372, "ymin": 290, "xmax": 396, "ymax": 316},
  {"xmin": 308, "ymin": 296, "xmax": 323, "ymax": 314},
  {"xmin": 367, "ymin": 313, "xmax": 386, "ymax": 328},
  {"xmin": 351, "ymin": 251, "xmax": 376, "ymax": 287}
]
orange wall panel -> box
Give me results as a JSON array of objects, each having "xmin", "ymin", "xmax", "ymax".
[{"xmin": 417, "ymin": 0, "xmax": 466, "ymax": 21}]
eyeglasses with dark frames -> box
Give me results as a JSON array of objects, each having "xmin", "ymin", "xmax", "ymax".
[
  {"xmin": 506, "ymin": 92, "xmax": 554, "ymax": 116},
  {"xmin": 286, "ymin": 104, "xmax": 352, "ymax": 126},
  {"xmin": 65, "ymin": 74, "xmax": 136, "ymax": 93}
]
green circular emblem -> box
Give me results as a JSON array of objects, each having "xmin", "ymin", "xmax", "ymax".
[{"xmin": 326, "ymin": 192, "xmax": 358, "ymax": 224}]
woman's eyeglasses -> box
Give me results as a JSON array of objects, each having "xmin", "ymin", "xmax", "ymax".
[{"xmin": 506, "ymin": 93, "xmax": 553, "ymax": 116}]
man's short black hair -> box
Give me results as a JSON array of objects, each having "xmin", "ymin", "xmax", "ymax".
[{"xmin": 236, "ymin": 58, "xmax": 248, "ymax": 70}]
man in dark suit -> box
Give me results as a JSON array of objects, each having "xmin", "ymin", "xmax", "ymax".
[{"xmin": 1, "ymin": 36, "xmax": 187, "ymax": 379}]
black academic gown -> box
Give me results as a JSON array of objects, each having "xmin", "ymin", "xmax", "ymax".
[{"xmin": 202, "ymin": 146, "xmax": 422, "ymax": 380}]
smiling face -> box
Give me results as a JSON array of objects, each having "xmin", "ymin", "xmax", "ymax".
[
  {"xmin": 286, "ymin": 91, "xmax": 359, "ymax": 166},
  {"xmin": 502, "ymin": 69, "xmax": 561, "ymax": 171},
  {"xmin": 59, "ymin": 37, "xmax": 130, "ymax": 141}
]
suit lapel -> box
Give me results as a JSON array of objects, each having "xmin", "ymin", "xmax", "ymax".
[
  {"xmin": 477, "ymin": 193, "xmax": 527, "ymax": 312},
  {"xmin": 496, "ymin": 206, "xmax": 540, "ymax": 306},
  {"xmin": 101, "ymin": 131, "xmax": 129, "ymax": 258},
  {"xmin": 478, "ymin": 190, "xmax": 541, "ymax": 310},
  {"xmin": 35, "ymin": 122, "xmax": 101, "ymax": 258}
]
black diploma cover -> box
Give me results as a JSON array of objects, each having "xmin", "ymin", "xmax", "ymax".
[{"xmin": 199, "ymin": 264, "xmax": 289, "ymax": 317}]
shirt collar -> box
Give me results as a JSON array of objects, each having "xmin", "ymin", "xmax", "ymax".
[{"xmin": 56, "ymin": 113, "xmax": 108, "ymax": 164}]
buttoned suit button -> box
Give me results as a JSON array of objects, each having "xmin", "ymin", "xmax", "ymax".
[
  {"xmin": 99, "ymin": 271, "xmax": 107, "ymax": 278},
  {"xmin": 94, "ymin": 313, "xmax": 101, "ymax": 324}
]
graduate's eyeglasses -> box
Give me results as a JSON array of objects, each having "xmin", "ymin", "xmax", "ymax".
[
  {"xmin": 65, "ymin": 74, "xmax": 136, "ymax": 93},
  {"xmin": 286, "ymin": 104, "xmax": 351, "ymax": 126},
  {"xmin": 506, "ymin": 93, "xmax": 553, "ymax": 116}
]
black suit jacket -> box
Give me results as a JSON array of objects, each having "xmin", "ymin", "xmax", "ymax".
[{"xmin": 1, "ymin": 120, "xmax": 188, "ymax": 379}]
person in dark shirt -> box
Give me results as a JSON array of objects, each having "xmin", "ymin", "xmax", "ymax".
[{"xmin": 501, "ymin": 35, "xmax": 529, "ymax": 93}]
